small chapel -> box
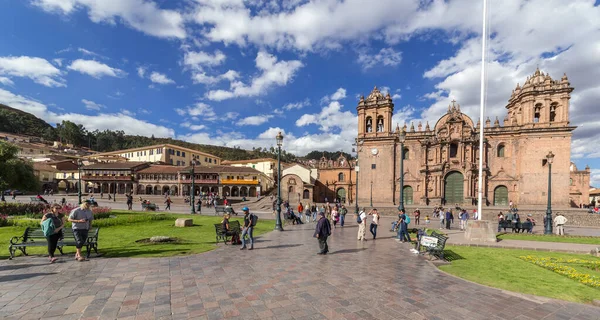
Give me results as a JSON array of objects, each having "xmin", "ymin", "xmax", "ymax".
[{"xmin": 356, "ymin": 69, "xmax": 590, "ymax": 207}]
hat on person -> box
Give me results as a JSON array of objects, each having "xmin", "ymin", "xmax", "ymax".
[{"xmin": 242, "ymin": 207, "xmax": 249, "ymax": 212}]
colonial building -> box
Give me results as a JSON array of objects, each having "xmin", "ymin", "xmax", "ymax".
[
  {"xmin": 280, "ymin": 164, "xmax": 317, "ymax": 205},
  {"xmin": 313, "ymin": 155, "xmax": 356, "ymax": 204},
  {"xmin": 82, "ymin": 162, "xmax": 150, "ymax": 195},
  {"xmin": 87, "ymin": 144, "xmax": 222, "ymax": 167},
  {"xmin": 357, "ymin": 69, "xmax": 590, "ymax": 208}
]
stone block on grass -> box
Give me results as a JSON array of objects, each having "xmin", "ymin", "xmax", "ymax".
[
  {"xmin": 175, "ymin": 218, "xmax": 193, "ymax": 227},
  {"xmin": 465, "ymin": 220, "xmax": 497, "ymax": 242}
]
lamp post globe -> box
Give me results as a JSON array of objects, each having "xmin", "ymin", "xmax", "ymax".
[
  {"xmin": 275, "ymin": 131, "xmax": 284, "ymax": 231},
  {"xmin": 397, "ymin": 127, "xmax": 406, "ymax": 213},
  {"xmin": 544, "ymin": 151, "xmax": 555, "ymax": 235}
]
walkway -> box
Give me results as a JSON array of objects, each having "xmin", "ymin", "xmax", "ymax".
[{"xmin": 1, "ymin": 223, "xmax": 599, "ymax": 319}]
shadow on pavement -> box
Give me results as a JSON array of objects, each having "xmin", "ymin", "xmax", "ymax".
[
  {"xmin": 0, "ymin": 264, "xmax": 43, "ymax": 271},
  {"xmin": 328, "ymin": 248, "xmax": 367, "ymax": 255},
  {"xmin": 0, "ymin": 272, "xmax": 56, "ymax": 282},
  {"xmin": 254, "ymin": 244, "xmax": 303, "ymax": 250}
]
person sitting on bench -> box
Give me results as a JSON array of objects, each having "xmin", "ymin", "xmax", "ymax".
[{"xmin": 221, "ymin": 214, "xmax": 240, "ymax": 244}]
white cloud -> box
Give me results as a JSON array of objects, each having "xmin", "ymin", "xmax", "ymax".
[
  {"xmin": 357, "ymin": 47, "xmax": 402, "ymax": 70},
  {"xmin": 0, "ymin": 56, "xmax": 65, "ymax": 87},
  {"xmin": 120, "ymin": 109, "xmax": 135, "ymax": 116},
  {"xmin": 206, "ymin": 51, "xmax": 303, "ymax": 101},
  {"xmin": 180, "ymin": 122, "xmax": 206, "ymax": 131},
  {"xmin": 174, "ymin": 102, "xmax": 217, "ymax": 121},
  {"xmin": 82, "ymin": 99, "xmax": 105, "ymax": 111},
  {"xmin": 137, "ymin": 66, "xmax": 146, "ymax": 78},
  {"xmin": 591, "ymin": 169, "xmax": 600, "ymax": 188},
  {"xmin": 183, "ymin": 50, "xmax": 226, "ymax": 70},
  {"xmin": 0, "ymin": 77, "xmax": 14, "ymax": 86},
  {"xmin": 238, "ymin": 114, "xmax": 274, "ymax": 126},
  {"xmin": 149, "ymin": 71, "xmax": 175, "ymax": 84},
  {"xmin": 67, "ymin": 59, "xmax": 127, "ymax": 79},
  {"xmin": 33, "ymin": 0, "xmax": 186, "ymax": 39},
  {"xmin": 283, "ymin": 98, "xmax": 310, "ymax": 111},
  {"xmin": 0, "ymin": 87, "xmax": 174, "ymax": 137},
  {"xmin": 52, "ymin": 58, "xmax": 63, "ymax": 67},
  {"xmin": 224, "ymin": 112, "xmax": 239, "ymax": 120},
  {"xmin": 138, "ymin": 108, "xmax": 151, "ymax": 114},
  {"xmin": 77, "ymin": 47, "xmax": 106, "ymax": 59},
  {"xmin": 321, "ymin": 88, "xmax": 346, "ymax": 104}
]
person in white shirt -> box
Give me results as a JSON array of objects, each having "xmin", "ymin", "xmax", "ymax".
[
  {"xmin": 357, "ymin": 208, "xmax": 367, "ymax": 241},
  {"xmin": 368, "ymin": 208, "xmax": 380, "ymax": 240},
  {"xmin": 554, "ymin": 213, "xmax": 568, "ymax": 235}
]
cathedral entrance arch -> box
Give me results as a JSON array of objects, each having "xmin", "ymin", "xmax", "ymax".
[
  {"xmin": 403, "ymin": 186, "xmax": 413, "ymax": 205},
  {"xmin": 444, "ymin": 172, "xmax": 464, "ymax": 204},
  {"xmin": 336, "ymin": 188, "xmax": 346, "ymax": 203},
  {"xmin": 494, "ymin": 186, "xmax": 508, "ymax": 206}
]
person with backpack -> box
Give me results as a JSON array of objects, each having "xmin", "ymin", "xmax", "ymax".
[
  {"xmin": 41, "ymin": 204, "xmax": 65, "ymax": 263},
  {"xmin": 240, "ymin": 207, "xmax": 256, "ymax": 250},
  {"xmin": 68, "ymin": 200, "xmax": 94, "ymax": 261},
  {"xmin": 397, "ymin": 210, "xmax": 412, "ymax": 243},
  {"xmin": 339, "ymin": 205, "xmax": 347, "ymax": 227},
  {"xmin": 357, "ymin": 208, "xmax": 367, "ymax": 241}
]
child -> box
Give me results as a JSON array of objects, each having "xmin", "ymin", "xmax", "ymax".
[{"xmin": 425, "ymin": 215, "xmax": 430, "ymax": 224}]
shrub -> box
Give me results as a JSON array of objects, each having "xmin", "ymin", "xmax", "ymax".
[
  {"xmin": 0, "ymin": 214, "xmax": 8, "ymax": 227},
  {"xmin": 0, "ymin": 203, "xmax": 46, "ymax": 216},
  {"xmin": 23, "ymin": 205, "xmax": 112, "ymax": 220}
]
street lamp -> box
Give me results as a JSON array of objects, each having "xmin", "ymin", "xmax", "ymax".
[
  {"xmin": 190, "ymin": 159, "xmax": 199, "ymax": 214},
  {"xmin": 352, "ymin": 139, "xmax": 364, "ymax": 214},
  {"xmin": 544, "ymin": 151, "xmax": 555, "ymax": 235},
  {"xmin": 370, "ymin": 181, "xmax": 373, "ymax": 207},
  {"xmin": 77, "ymin": 159, "xmax": 83, "ymax": 205},
  {"xmin": 275, "ymin": 131, "xmax": 284, "ymax": 231},
  {"xmin": 398, "ymin": 127, "xmax": 406, "ymax": 213}
]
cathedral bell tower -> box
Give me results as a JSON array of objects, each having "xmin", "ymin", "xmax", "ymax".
[{"xmin": 357, "ymin": 87, "xmax": 394, "ymax": 139}]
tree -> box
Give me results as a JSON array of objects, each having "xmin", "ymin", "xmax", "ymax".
[{"xmin": 0, "ymin": 141, "xmax": 38, "ymax": 191}]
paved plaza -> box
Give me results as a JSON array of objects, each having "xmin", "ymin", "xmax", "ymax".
[{"xmin": 1, "ymin": 221, "xmax": 600, "ymax": 320}]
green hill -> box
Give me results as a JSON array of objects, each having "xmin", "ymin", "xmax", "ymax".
[{"xmin": 0, "ymin": 104, "xmax": 53, "ymax": 137}]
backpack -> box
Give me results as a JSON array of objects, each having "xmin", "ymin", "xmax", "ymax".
[
  {"xmin": 41, "ymin": 217, "xmax": 55, "ymax": 237},
  {"xmin": 404, "ymin": 215, "xmax": 411, "ymax": 224},
  {"xmin": 356, "ymin": 214, "xmax": 362, "ymax": 224},
  {"xmin": 250, "ymin": 214, "xmax": 258, "ymax": 227}
]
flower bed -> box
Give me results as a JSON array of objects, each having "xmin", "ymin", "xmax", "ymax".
[
  {"xmin": 520, "ymin": 256, "xmax": 600, "ymax": 288},
  {"xmin": 0, "ymin": 203, "xmax": 46, "ymax": 216}
]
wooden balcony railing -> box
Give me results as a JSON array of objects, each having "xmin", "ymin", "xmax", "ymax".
[
  {"xmin": 179, "ymin": 179, "xmax": 219, "ymax": 184},
  {"xmin": 221, "ymin": 179, "xmax": 259, "ymax": 185},
  {"xmin": 82, "ymin": 175, "xmax": 133, "ymax": 181}
]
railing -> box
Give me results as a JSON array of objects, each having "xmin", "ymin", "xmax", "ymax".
[
  {"xmin": 82, "ymin": 175, "xmax": 133, "ymax": 181},
  {"xmin": 221, "ymin": 179, "xmax": 259, "ymax": 185},
  {"xmin": 179, "ymin": 179, "xmax": 219, "ymax": 184}
]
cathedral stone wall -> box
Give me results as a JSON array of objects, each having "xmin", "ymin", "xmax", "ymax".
[{"xmin": 356, "ymin": 69, "xmax": 590, "ymax": 208}]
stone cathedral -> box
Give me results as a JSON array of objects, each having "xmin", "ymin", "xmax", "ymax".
[{"xmin": 356, "ymin": 69, "xmax": 590, "ymax": 208}]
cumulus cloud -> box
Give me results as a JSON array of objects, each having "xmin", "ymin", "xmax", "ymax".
[
  {"xmin": 137, "ymin": 66, "xmax": 146, "ymax": 78},
  {"xmin": 0, "ymin": 88, "xmax": 174, "ymax": 137},
  {"xmin": 82, "ymin": 99, "xmax": 105, "ymax": 111},
  {"xmin": 174, "ymin": 102, "xmax": 217, "ymax": 121},
  {"xmin": 0, "ymin": 77, "xmax": 14, "ymax": 86},
  {"xmin": 32, "ymin": 0, "xmax": 186, "ymax": 39},
  {"xmin": 206, "ymin": 51, "xmax": 303, "ymax": 101},
  {"xmin": 283, "ymin": 98, "xmax": 310, "ymax": 111},
  {"xmin": 238, "ymin": 114, "xmax": 274, "ymax": 126},
  {"xmin": 67, "ymin": 59, "xmax": 127, "ymax": 79},
  {"xmin": 149, "ymin": 71, "xmax": 175, "ymax": 84},
  {"xmin": 0, "ymin": 56, "xmax": 65, "ymax": 87},
  {"xmin": 357, "ymin": 47, "xmax": 402, "ymax": 70}
]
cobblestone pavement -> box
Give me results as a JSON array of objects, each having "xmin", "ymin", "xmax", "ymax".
[{"xmin": 1, "ymin": 223, "xmax": 599, "ymax": 320}]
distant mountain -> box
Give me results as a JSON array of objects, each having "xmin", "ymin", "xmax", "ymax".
[
  {"xmin": 0, "ymin": 103, "xmax": 298, "ymax": 162},
  {"xmin": 0, "ymin": 104, "xmax": 53, "ymax": 137}
]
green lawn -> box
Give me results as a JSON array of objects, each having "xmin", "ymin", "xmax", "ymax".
[
  {"xmin": 498, "ymin": 233, "xmax": 600, "ymax": 245},
  {"xmin": 2, "ymin": 211, "xmax": 273, "ymax": 259},
  {"xmin": 439, "ymin": 246, "xmax": 600, "ymax": 304}
]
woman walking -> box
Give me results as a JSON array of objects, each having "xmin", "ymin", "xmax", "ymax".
[
  {"xmin": 41, "ymin": 204, "xmax": 65, "ymax": 263},
  {"xmin": 331, "ymin": 206, "xmax": 339, "ymax": 229}
]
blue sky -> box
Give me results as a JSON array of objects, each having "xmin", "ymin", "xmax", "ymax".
[{"xmin": 0, "ymin": 0, "xmax": 599, "ymax": 185}]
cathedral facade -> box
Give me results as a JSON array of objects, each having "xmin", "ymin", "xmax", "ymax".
[{"xmin": 356, "ymin": 69, "xmax": 590, "ymax": 208}]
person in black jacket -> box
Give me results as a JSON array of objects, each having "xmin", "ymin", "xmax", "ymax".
[{"xmin": 314, "ymin": 212, "xmax": 331, "ymax": 255}]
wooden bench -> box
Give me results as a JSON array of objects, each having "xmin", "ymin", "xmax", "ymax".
[
  {"xmin": 498, "ymin": 220, "xmax": 532, "ymax": 233},
  {"xmin": 9, "ymin": 227, "xmax": 100, "ymax": 260},
  {"xmin": 417, "ymin": 231, "xmax": 448, "ymax": 260},
  {"xmin": 214, "ymin": 220, "xmax": 241, "ymax": 244}
]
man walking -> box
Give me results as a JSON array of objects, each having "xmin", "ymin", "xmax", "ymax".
[
  {"xmin": 368, "ymin": 208, "xmax": 380, "ymax": 240},
  {"xmin": 339, "ymin": 205, "xmax": 347, "ymax": 227},
  {"xmin": 68, "ymin": 200, "xmax": 94, "ymax": 261},
  {"xmin": 554, "ymin": 213, "xmax": 567, "ymax": 235},
  {"xmin": 314, "ymin": 212, "xmax": 331, "ymax": 255},
  {"xmin": 459, "ymin": 210, "xmax": 469, "ymax": 231},
  {"xmin": 357, "ymin": 207, "xmax": 367, "ymax": 241},
  {"xmin": 240, "ymin": 207, "xmax": 255, "ymax": 250}
]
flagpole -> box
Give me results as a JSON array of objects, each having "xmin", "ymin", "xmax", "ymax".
[{"xmin": 477, "ymin": 0, "xmax": 488, "ymax": 220}]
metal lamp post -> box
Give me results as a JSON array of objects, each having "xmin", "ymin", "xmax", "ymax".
[
  {"xmin": 370, "ymin": 181, "xmax": 373, "ymax": 207},
  {"xmin": 275, "ymin": 132, "xmax": 284, "ymax": 231},
  {"xmin": 190, "ymin": 159, "xmax": 198, "ymax": 214},
  {"xmin": 398, "ymin": 128, "xmax": 406, "ymax": 212},
  {"xmin": 352, "ymin": 139, "xmax": 363, "ymax": 214},
  {"xmin": 544, "ymin": 151, "xmax": 555, "ymax": 235},
  {"xmin": 77, "ymin": 159, "xmax": 83, "ymax": 205}
]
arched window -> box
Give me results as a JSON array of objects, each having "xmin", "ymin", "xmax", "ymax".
[
  {"xmin": 550, "ymin": 103, "xmax": 557, "ymax": 122},
  {"xmin": 449, "ymin": 143, "xmax": 458, "ymax": 158},
  {"xmin": 338, "ymin": 172, "xmax": 345, "ymax": 182},
  {"xmin": 403, "ymin": 148, "xmax": 409, "ymax": 160},
  {"xmin": 366, "ymin": 117, "xmax": 373, "ymax": 133},
  {"xmin": 497, "ymin": 144, "xmax": 505, "ymax": 157},
  {"xmin": 376, "ymin": 116, "xmax": 384, "ymax": 132},
  {"xmin": 534, "ymin": 104, "xmax": 541, "ymax": 123}
]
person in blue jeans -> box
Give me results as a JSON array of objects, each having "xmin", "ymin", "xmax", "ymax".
[
  {"xmin": 397, "ymin": 211, "xmax": 412, "ymax": 242},
  {"xmin": 240, "ymin": 207, "xmax": 254, "ymax": 250},
  {"xmin": 339, "ymin": 205, "xmax": 347, "ymax": 227}
]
